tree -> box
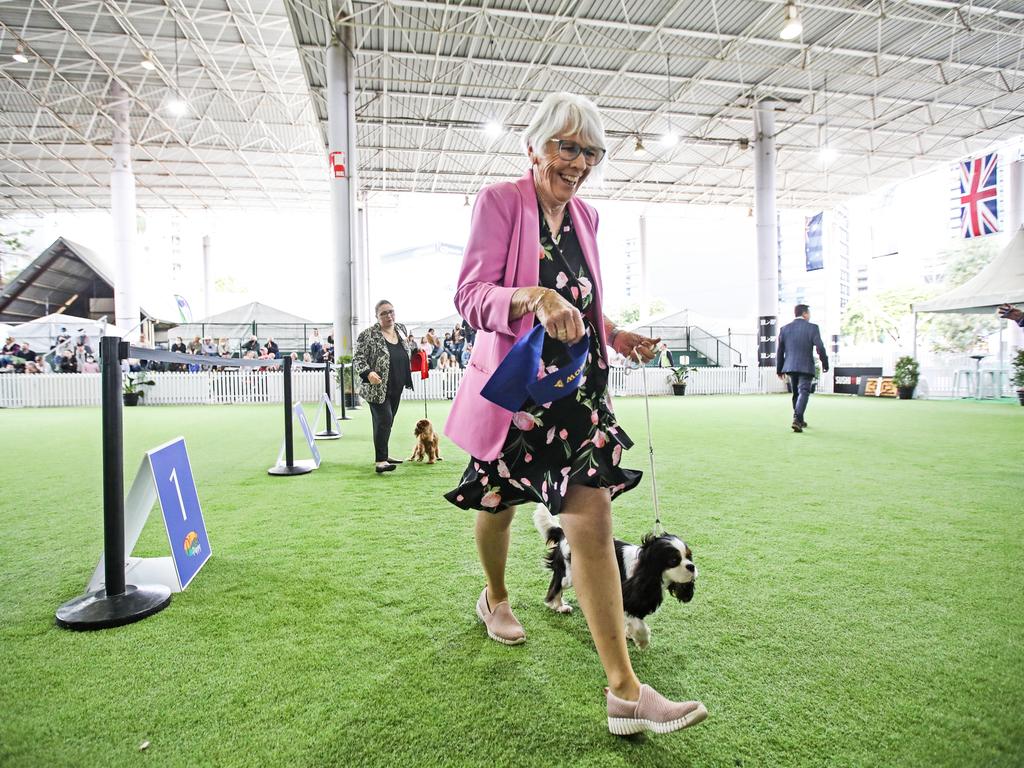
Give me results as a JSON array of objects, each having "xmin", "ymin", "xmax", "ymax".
[
  {"xmin": 924, "ymin": 240, "xmax": 1001, "ymax": 354},
  {"xmin": 613, "ymin": 298, "xmax": 665, "ymax": 327},
  {"xmin": 0, "ymin": 223, "xmax": 33, "ymax": 289}
]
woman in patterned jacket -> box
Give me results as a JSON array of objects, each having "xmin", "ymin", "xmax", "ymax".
[{"xmin": 352, "ymin": 300, "xmax": 414, "ymax": 474}]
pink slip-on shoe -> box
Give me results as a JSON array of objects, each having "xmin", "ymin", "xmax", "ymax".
[
  {"xmin": 606, "ymin": 684, "xmax": 708, "ymax": 736},
  {"xmin": 475, "ymin": 588, "xmax": 526, "ymax": 646}
]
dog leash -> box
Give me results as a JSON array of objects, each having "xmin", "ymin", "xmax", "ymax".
[{"xmin": 628, "ymin": 347, "xmax": 664, "ymax": 537}]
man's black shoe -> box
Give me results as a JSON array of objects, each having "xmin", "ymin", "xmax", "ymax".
[
  {"xmin": 791, "ymin": 420, "xmax": 803, "ymax": 433},
  {"xmin": 799, "ymin": 420, "xmax": 808, "ymax": 428}
]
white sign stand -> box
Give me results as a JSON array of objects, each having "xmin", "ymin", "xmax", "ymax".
[
  {"xmin": 274, "ymin": 402, "xmax": 321, "ymax": 471},
  {"xmin": 312, "ymin": 392, "xmax": 342, "ymax": 439},
  {"xmin": 88, "ymin": 437, "xmax": 212, "ymax": 594}
]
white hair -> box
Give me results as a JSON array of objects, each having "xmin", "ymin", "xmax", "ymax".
[{"xmin": 522, "ymin": 92, "xmax": 607, "ymax": 184}]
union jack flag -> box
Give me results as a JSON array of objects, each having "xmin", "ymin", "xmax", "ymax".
[{"xmin": 958, "ymin": 152, "xmax": 999, "ymax": 238}]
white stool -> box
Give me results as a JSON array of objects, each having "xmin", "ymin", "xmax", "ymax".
[
  {"xmin": 951, "ymin": 368, "xmax": 975, "ymax": 398},
  {"xmin": 978, "ymin": 370, "xmax": 1004, "ymax": 399}
]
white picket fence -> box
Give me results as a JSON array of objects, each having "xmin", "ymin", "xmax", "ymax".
[{"xmin": 0, "ymin": 366, "xmax": 794, "ymax": 408}]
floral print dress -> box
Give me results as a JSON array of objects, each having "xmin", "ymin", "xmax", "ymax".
[{"xmin": 445, "ymin": 203, "xmax": 642, "ymax": 514}]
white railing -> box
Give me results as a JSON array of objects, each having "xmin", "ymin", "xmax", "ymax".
[{"xmin": 0, "ymin": 366, "xmax": 791, "ymax": 408}]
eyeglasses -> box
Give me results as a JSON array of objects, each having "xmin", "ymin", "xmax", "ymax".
[
  {"xmin": 378, "ymin": 309, "xmax": 395, "ymax": 317},
  {"xmin": 548, "ymin": 139, "xmax": 606, "ymax": 166}
]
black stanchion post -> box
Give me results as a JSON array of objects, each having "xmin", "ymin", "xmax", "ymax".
[
  {"xmin": 55, "ymin": 336, "xmax": 172, "ymax": 630},
  {"xmin": 338, "ymin": 362, "xmax": 348, "ymax": 420},
  {"xmin": 315, "ymin": 361, "xmax": 340, "ymax": 439},
  {"xmin": 349, "ymin": 362, "xmax": 360, "ymax": 409},
  {"xmin": 268, "ymin": 355, "xmax": 312, "ymax": 475}
]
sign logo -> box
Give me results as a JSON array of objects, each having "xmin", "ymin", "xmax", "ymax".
[{"xmin": 183, "ymin": 530, "xmax": 202, "ymax": 557}]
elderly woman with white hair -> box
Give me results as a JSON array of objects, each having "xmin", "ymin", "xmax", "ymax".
[{"xmin": 444, "ymin": 92, "xmax": 706, "ymax": 735}]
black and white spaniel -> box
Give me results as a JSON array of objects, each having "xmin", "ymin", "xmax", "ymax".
[{"xmin": 533, "ymin": 505, "xmax": 697, "ymax": 649}]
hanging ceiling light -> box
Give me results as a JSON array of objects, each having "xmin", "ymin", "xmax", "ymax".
[
  {"xmin": 12, "ymin": 44, "xmax": 29, "ymax": 64},
  {"xmin": 819, "ymin": 145, "xmax": 838, "ymax": 164},
  {"xmin": 166, "ymin": 97, "xmax": 188, "ymax": 116},
  {"xmin": 780, "ymin": 1, "xmax": 803, "ymax": 40},
  {"xmin": 633, "ymin": 135, "xmax": 645, "ymax": 154},
  {"xmin": 484, "ymin": 120, "xmax": 503, "ymax": 137},
  {"xmin": 660, "ymin": 131, "xmax": 679, "ymax": 148},
  {"xmin": 140, "ymin": 51, "xmax": 157, "ymax": 71}
]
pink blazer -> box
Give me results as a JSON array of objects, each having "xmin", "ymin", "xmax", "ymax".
[{"xmin": 444, "ymin": 171, "xmax": 608, "ymax": 461}]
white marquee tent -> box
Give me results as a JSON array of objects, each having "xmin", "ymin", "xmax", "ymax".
[{"xmin": 10, "ymin": 313, "xmax": 131, "ymax": 352}]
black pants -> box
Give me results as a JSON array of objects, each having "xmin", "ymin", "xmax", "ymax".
[
  {"xmin": 369, "ymin": 390, "xmax": 403, "ymax": 462},
  {"xmin": 788, "ymin": 373, "xmax": 814, "ymax": 421}
]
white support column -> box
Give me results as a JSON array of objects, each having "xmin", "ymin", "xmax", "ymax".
[
  {"xmin": 202, "ymin": 234, "xmax": 211, "ymax": 319},
  {"xmin": 1009, "ymin": 159, "xmax": 1024, "ymax": 233},
  {"xmin": 638, "ymin": 214, "xmax": 649, "ymax": 317},
  {"xmin": 110, "ymin": 82, "xmax": 139, "ymax": 338},
  {"xmin": 327, "ymin": 29, "xmax": 356, "ymax": 357},
  {"xmin": 754, "ymin": 101, "xmax": 779, "ymax": 368},
  {"xmin": 355, "ymin": 197, "xmax": 371, "ymax": 330}
]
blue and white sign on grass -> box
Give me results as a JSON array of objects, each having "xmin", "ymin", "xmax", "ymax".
[
  {"xmin": 88, "ymin": 437, "xmax": 211, "ymax": 594},
  {"xmin": 275, "ymin": 402, "xmax": 321, "ymax": 470}
]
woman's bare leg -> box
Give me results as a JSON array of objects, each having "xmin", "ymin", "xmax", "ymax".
[
  {"xmin": 476, "ymin": 507, "xmax": 516, "ymax": 605},
  {"xmin": 558, "ymin": 485, "xmax": 641, "ymax": 701}
]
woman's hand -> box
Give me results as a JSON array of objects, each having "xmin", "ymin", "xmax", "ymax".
[
  {"xmin": 535, "ymin": 289, "xmax": 585, "ymax": 344},
  {"xmin": 613, "ymin": 330, "xmax": 661, "ymax": 363},
  {"xmin": 368, "ymin": 371, "xmax": 382, "ymax": 385}
]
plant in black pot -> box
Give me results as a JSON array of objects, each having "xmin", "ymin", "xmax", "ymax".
[
  {"xmin": 1012, "ymin": 348, "xmax": 1024, "ymax": 406},
  {"xmin": 123, "ymin": 373, "xmax": 155, "ymax": 406},
  {"xmin": 893, "ymin": 355, "xmax": 920, "ymax": 400},
  {"xmin": 335, "ymin": 354, "xmax": 359, "ymax": 408},
  {"xmin": 667, "ymin": 365, "xmax": 697, "ymax": 395}
]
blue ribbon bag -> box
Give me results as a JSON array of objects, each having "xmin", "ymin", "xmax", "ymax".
[{"xmin": 481, "ymin": 324, "xmax": 590, "ymax": 412}]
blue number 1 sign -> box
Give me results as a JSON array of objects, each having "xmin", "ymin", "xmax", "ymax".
[{"xmin": 88, "ymin": 437, "xmax": 211, "ymax": 594}]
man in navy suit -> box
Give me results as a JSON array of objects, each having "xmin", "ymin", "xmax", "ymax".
[{"xmin": 776, "ymin": 304, "xmax": 829, "ymax": 433}]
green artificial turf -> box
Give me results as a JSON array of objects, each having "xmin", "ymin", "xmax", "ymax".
[{"xmin": 1, "ymin": 395, "xmax": 1022, "ymax": 767}]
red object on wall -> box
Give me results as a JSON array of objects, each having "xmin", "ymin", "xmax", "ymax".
[{"xmin": 329, "ymin": 151, "xmax": 347, "ymax": 179}]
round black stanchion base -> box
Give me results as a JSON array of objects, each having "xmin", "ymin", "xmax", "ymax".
[
  {"xmin": 267, "ymin": 463, "xmax": 315, "ymax": 476},
  {"xmin": 314, "ymin": 430, "xmax": 341, "ymax": 440},
  {"xmin": 56, "ymin": 584, "xmax": 172, "ymax": 631}
]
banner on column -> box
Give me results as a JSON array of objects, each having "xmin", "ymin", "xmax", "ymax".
[
  {"xmin": 805, "ymin": 212, "xmax": 823, "ymax": 271},
  {"xmin": 758, "ymin": 316, "xmax": 777, "ymax": 367},
  {"xmin": 276, "ymin": 402, "xmax": 321, "ymax": 470},
  {"xmin": 88, "ymin": 437, "xmax": 211, "ymax": 594}
]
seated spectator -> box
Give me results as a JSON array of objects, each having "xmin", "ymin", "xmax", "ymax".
[
  {"xmin": 302, "ymin": 352, "xmax": 312, "ymax": 363},
  {"xmin": 81, "ymin": 354, "xmax": 100, "ymax": 373},
  {"xmin": 266, "ymin": 337, "xmax": 280, "ymax": 358},
  {"xmin": 325, "ymin": 334, "xmax": 335, "ymax": 363},
  {"xmin": 170, "ymin": 336, "xmax": 188, "ymax": 371},
  {"xmin": 461, "ymin": 341, "xmax": 473, "ymax": 368},
  {"xmin": 56, "ymin": 327, "xmax": 70, "ymax": 347},
  {"xmin": 258, "ymin": 346, "xmax": 272, "ymax": 360},
  {"xmin": 59, "ymin": 349, "xmax": 77, "ymax": 373},
  {"xmin": 188, "ymin": 335, "xmax": 202, "ymax": 354},
  {"xmin": 24, "ymin": 359, "xmax": 45, "ymax": 374},
  {"xmin": 218, "ymin": 337, "xmax": 231, "ymax": 357},
  {"xmin": 437, "ymin": 352, "xmax": 451, "ymax": 371},
  {"xmin": 242, "ymin": 334, "xmax": 259, "ymax": 354},
  {"xmin": 310, "ymin": 328, "xmax": 324, "ymax": 363},
  {"xmin": 461, "ymin": 318, "xmax": 476, "ymax": 346},
  {"xmin": 201, "ymin": 336, "xmax": 217, "ymax": 357}
]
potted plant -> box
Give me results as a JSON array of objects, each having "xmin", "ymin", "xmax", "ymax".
[
  {"xmin": 893, "ymin": 355, "xmax": 920, "ymax": 400},
  {"xmin": 667, "ymin": 365, "xmax": 697, "ymax": 396},
  {"xmin": 122, "ymin": 373, "xmax": 155, "ymax": 406},
  {"xmin": 336, "ymin": 354, "xmax": 360, "ymax": 408},
  {"xmin": 1012, "ymin": 348, "xmax": 1024, "ymax": 406}
]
